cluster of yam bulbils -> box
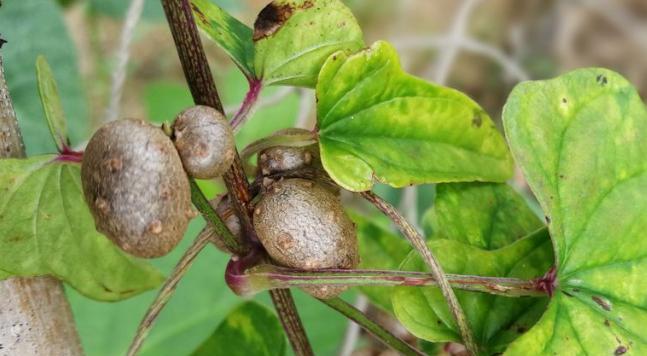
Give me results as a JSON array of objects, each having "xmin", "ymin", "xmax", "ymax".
[{"xmin": 80, "ymin": 106, "xmax": 359, "ymax": 298}]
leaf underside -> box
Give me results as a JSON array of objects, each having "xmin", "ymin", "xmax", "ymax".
[
  {"xmin": 316, "ymin": 41, "xmax": 514, "ymax": 192},
  {"xmin": 503, "ymin": 68, "xmax": 647, "ymax": 355},
  {"xmin": 0, "ymin": 156, "xmax": 164, "ymax": 301}
]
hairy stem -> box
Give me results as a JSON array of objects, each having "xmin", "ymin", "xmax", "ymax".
[
  {"xmin": 270, "ymin": 289, "xmax": 314, "ymax": 356},
  {"xmin": 127, "ymin": 232, "xmax": 211, "ymax": 356},
  {"xmin": 189, "ymin": 178, "xmax": 246, "ymax": 254},
  {"xmin": 230, "ymin": 79, "xmax": 262, "ymax": 132},
  {"xmin": 361, "ymin": 191, "xmax": 478, "ymax": 355},
  {"xmin": 320, "ymin": 298, "xmax": 423, "ymax": 356},
  {"xmin": 161, "ymin": 1, "xmax": 313, "ymax": 354},
  {"xmin": 227, "ymin": 264, "xmax": 546, "ymax": 298}
]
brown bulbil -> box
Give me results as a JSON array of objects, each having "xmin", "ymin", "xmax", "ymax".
[
  {"xmin": 257, "ymin": 128, "xmax": 320, "ymax": 176},
  {"xmin": 198, "ymin": 194, "xmax": 242, "ymax": 253},
  {"xmin": 81, "ymin": 119, "xmax": 192, "ymax": 258},
  {"xmin": 253, "ymin": 178, "xmax": 358, "ymax": 298},
  {"xmin": 172, "ymin": 105, "xmax": 235, "ymax": 179}
]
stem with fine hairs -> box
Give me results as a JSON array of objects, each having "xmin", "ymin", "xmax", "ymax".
[
  {"xmin": 127, "ymin": 232, "xmax": 211, "ymax": 356},
  {"xmin": 320, "ymin": 297, "xmax": 424, "ymax": 356},
  {"xmin": 361, "ymin": 191, "xmax": 478, "ymax": 355},
  {"xmin": 225, "ymin": 263, "xmax": 548, "ymax": 298}
]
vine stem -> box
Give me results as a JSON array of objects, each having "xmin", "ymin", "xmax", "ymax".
[
  {"xmin": 361, "ymin": 191, "xmax": 478, "ymax": 355},
  {"xmin": 189, "ymin": 178, "xmax": 246, "ymax": 254},
  {"xmin": 320, "ymin": 298, "xmax": 424, "ymax": 356},
  {"xmin": 226, "ymin": 264, "xmax": 546, "ymax": 298},
  {"xmin": 126, "ymin": 232, "xmax": 211, "ymax": 356},
  {"xmin": 230, "ymin": 79, "xmax": 262, "ymax": 132},
  {"xmin": 160, "ymin": 1, "xmax": 314, "ymax": 354}
]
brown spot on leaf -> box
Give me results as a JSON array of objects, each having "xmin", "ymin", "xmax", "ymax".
[
  {"xmin": 596, "ymin": 74, "xmax": 608, "ymax": 86},
  {"xmin": 615, "ymin": 346, "xmax": 627, "ymax": 355},
  {"xmin": 190, "ymin": 3, "xmax": 208, "ymax": 24},
  {"xmin": 604, "ymin": 319, "xmax": 611, "ymax": 327},
  {"xmin": 253, "ymin": 0, "xmax": 314, "ymax": 41},
  {"xmin": 472, "ymin": 113, "xmax": 483, "ymax": 128},
  {"xmin": 592, "ymin": 296, "xmax": 611, "ymax": 311}
]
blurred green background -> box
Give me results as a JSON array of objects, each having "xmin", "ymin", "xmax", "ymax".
[{"xmin": 1, "ymin": 0, "xmax": 645, "ymax": 354}]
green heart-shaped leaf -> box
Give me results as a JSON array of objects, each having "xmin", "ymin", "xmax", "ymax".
[
  {"xmin": 425, "ymin": 183, "xmax": 544, "ymax": 249},
  {"xmin": 502, "ymin": 68, "xmax": 647, "ymax": 355},
  {"xmin": 0, "ymin": 156, "xmax": 164, "ymax": 301},
  {"xmin": 191, "ymin": 0, "xmax": 255, "ymax": 80},
  {"xmin": 192, "ymin": 301, "xmax": 286, "ymax": 356},
  {"xmin": 36, "ymin": 55, "xmax": 69, "ymax": 151},
  {"xmin": 253, "ymin": 0, "xmax": 364, "ymax": 87},
  {"xmin": 392, "ymin": 183, "xmax": 552, "ymax": 353},
  {"xmin": 316, "ymin": 41, "xmax": 514, "ymax": 192},
  {"xmin": 353, "ymin": 212, "xmax": 411, "ymax": 313}
]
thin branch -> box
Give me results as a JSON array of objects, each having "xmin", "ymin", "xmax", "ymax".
[
  {"xmin": 160, "ymin": 1, "xmax": 313, "ymax": 354},
  {"xmin": 228, "ymin": 264, "xmax": 546, "ymax": 298},
  {"xmin": 430, "ymin": 0, "xmax": 482, "ymax": 83},
  {"xmin": 393, "ymin": 35, "xmax": 529, "ymax": 82},
  {"xmin": 189, "ymin": 178, "xmax": 245, "ymax": 254},
  {"xmin": 224, "ymin": 86, "xmax": 294, "ymax": 117},
  {"xmin": 338, "ymin": 295, "xmax": 368, "ymax": 356},
  {"xmin": 230, "ymin": 80, "xmax": 262, "ymax": 131},
  {"xmin": 320, "ymin": 298, "xmax": 423, "ymax": 356},
  {"xmin": 361, "ymin": 191, "xmax": 478, "ymax": 355},
  {"xmin": 103, "ymin": 0, "xmax": 145, "ymax": 123},
  {"xmin": 270, "ymin": 289, "xmax": 315, "ymax": 356},
  {"xmin": 127, "ymin": 232, "xmax": 211, "ymax": 356}
]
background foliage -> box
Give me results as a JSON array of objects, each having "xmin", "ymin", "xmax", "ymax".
[{"xmin": 1, "ymin": 0, "xmax": 646, "ymax": 355}]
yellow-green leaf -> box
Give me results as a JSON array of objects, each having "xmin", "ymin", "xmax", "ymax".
[
  {"xmin": 393, "ymin": 183, "xmax": 552, "ymax": 353},
  {"xmin": 192, "ymin": 302, "xmax": 286, "ymax": 356},
  {"xmin": 253, "ymin": 0, "xmax": 364, "ymax": 87},
  {"xmin": 0, "ymin": 156, "xmax": 164, "ymax": 301},
  {"xmin": 317, "ymin": 41, "xmax": 513, "ymax": 192},
  {"xmin": 503, "ymin": 68, "xmax": 647, "ymax": 355}
]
